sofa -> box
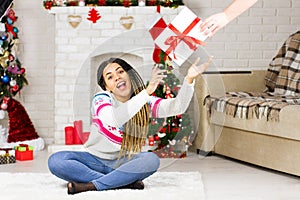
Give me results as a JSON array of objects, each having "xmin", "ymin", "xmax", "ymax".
[{"xmin": 191, "ymin": 31, "xmax": 300, "ymax": 176}]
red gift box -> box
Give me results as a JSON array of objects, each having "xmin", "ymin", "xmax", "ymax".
[
  {"xmin": 151, "ymin": 7, "xmax": 207, "ymax": 66},
  {"xmin": 15, "ymin": 144, "xmax": 33, "ymax": 161}
]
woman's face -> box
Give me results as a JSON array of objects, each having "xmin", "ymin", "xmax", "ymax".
[{"xmin": 103, "ymin": 62, "xmax": 132, "ymax": 102}]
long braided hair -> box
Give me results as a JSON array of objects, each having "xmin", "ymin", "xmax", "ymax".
[{"xmin": 97, "ymin": 58, "xmax": 150, "ymax": 159}]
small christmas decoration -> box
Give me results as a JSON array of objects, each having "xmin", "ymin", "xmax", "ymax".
[
  {"xmin": 6, "ymin": 98, "xmax": 40, "ymax": 143},
  {"xmin": 67, "ymin": 14, "xmax": 82, "ymax": 28},
  {"xmin": 14, "ymin": 144, "xmax": 34, "ymax": 161},
  {"xmin": 0, "ymin": 148, "xmax": 15, "ymax": 164},
  {"xmin": 119, "ymin": 15, "xmax": 134, "ymax": 30},
  {"xmin": 87, "ymin": 8, "xmax": 101, "ymax": 23},
  {"xmin": 79, "ymin": 0, "xmax": 86, "ymax": 6},
  {"xmin": 138, "ymin": 0, "xmax": 145, "ymax": 6},
  {"xmin": 98, "ymin": 0, "xmax": 106, "ymax": 6},
  {"xmin": 43, "ymin": 0, "xmax": 54, "ymax": 10}
]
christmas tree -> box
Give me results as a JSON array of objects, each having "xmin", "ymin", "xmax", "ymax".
[
  {"xmin": 0, "ymin": 4, "xmax": 44, "ymax": 149},
  {"xmin": 147, "ymin": 50, "xmax": 194, "ymax": 158},
  {"xmin": 0, "ymin": 6, "xmax": 27, "ymax": 101}
]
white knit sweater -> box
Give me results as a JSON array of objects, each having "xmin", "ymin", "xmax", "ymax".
[{"xmin": 84, "ymin": 78, "xmax": 195, "ymax": 160}]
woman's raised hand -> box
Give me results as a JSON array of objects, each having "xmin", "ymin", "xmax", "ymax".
[
  {"xmin": 146, "ymin": 66, "xmax": 167, "ymax": 95},
  {"xmin": 186, "ymin": 56, "xmax": 213, "ymax": 84}
]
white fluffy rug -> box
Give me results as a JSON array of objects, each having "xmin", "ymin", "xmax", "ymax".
[{"xmin": 0, "ymin": 171, "xmax": 205, "ymax": 200}]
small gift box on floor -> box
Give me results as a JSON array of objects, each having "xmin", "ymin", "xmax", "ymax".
[
  {"xmin": 0, "ymin": 148, "xmax": 16, "ymax": 164},
  {"xmin": 151, "ymin": 7, "xmax": 208, "ymax": 66},
  {"xmin": 14, "ymin": 144, "xmax": 34, "ymax": 161}
]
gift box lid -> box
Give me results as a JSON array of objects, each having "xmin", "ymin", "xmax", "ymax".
[{"xmin": 14, "ymin": 144, "xmax": 34, "ymax": 151}]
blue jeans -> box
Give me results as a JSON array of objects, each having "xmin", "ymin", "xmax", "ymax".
[{"xmin": 48, "ymin": 151, "xmax": 160, "ymax": 191}]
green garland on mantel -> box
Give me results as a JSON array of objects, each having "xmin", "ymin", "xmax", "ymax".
[{"xmin": 43, "ymin": 0, "xmax": 184, "ymax": 10}]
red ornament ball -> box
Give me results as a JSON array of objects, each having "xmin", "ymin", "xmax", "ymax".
[
  {"xmin": 12, "ymin": 84, "xmax": 19, "ymax": 92},
  {"xmin": 20, "ymin": 68, "xmax": 25, "ymax": 74}
]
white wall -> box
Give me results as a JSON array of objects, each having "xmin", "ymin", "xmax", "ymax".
[{"xmin": 9, "ymin": 0, "xmax": 300, "ymax": 144}]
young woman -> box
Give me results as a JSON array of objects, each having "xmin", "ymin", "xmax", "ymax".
[{"xmin": 48, "ymin": 56, "xmax": 212, "ymax": 195}]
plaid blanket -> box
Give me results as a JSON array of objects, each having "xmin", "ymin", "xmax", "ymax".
[
  {"xmin": 265, "ymin": 31, "xmax": 300, "ymax": 95},
  {"xmin": 205, "ymin": 92, "xmax": 300, "ymax": 121}
]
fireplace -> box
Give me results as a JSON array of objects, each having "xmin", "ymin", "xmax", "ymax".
[{"xmin": 49, "ymin": 6, "xmax": 184, "ymax": 145}]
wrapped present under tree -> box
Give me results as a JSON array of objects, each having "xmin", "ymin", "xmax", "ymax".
[
  {"xmin": 0, "ymin": 147, "xmax": 16, "ymax": 164},
  {"xmin": 15, "ymin": 144, "xmax": 33, "ymax": 161}
]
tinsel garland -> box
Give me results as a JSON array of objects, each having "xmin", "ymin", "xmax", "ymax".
[
  {"xmin": 43, "ymin": 0, "xmax": 184, "ymax": 10},
  {"xmin": 6, "ymin": 98, "xmax": 39, "ymax": 143}
]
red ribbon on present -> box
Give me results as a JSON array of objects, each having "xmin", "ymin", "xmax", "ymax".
[{"xmin": 164, "ymin": 17, "xmax": 206, "ymax": 60}]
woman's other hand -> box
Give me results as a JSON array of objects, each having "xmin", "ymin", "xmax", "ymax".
[{"xmin": 186, "ymin": 56, "xmax": 213, "ymax": 84}]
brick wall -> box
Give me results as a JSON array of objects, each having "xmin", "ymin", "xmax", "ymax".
[{"xmin": 9, "ymin": 0, "xmax": 299, "ymax": 145}]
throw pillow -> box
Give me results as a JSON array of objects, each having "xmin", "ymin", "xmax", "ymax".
[{"xmin": 274, "ymin": 31, "xmax": 300, "ymax": 96}]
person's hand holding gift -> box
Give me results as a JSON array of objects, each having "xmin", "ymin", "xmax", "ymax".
[{"xmin": 200, "ymin": 0, "xmax": 258, "ymax": 37}]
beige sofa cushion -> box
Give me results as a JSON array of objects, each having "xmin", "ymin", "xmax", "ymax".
[{"xmin": 211, "ymin": 104, "xmax": 300, "ymax": 141}]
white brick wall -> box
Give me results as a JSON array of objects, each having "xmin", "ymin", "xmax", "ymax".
[{"xmin": 7, "ymin": 0, "xmax": 299, "ymax": 145}]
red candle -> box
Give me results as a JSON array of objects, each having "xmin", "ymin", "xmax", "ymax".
[
  {"xmin": 81, "ymin": 132, "xmax": 90, "ymax": 144},
  {"xmin": 64, "ymin": 126, "xmax": 74, "ymax": 145},
  {"xmin": 73, "ymin": 120, "xmax": 83, "ymax": 144}
]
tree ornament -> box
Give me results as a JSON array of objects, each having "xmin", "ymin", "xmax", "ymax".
[
  {"xmin": 147, "ymin": 0, "xmax": 157, "ymax": 6},
  {"xmin": 67, "ymin": 14, "xmax": 82, "ymax": 28},
  {"xmin": 98, "ymin": 0, "xmax": 106, "ymax": 6},
  {"xmin": 157, "ymin": 132, "xmax": 166, "ymax": 138},
  {"xmin": 5, "ymin": 23, "xmax": 18, "ymax": 38},
  {"xmin": 12, "ymin": 84, "xmax": 19, "ymax": 92},
  {"xmin": 0, "ymin": 50, "xmax": 9, "ymax": 68},
  {"xmin": 165, "ymin": 84, "xmax": 174, "ymax": 99},
  {"xmin": 87, "ymin": 8, "xmax": 101, "ymax": 23},
  {"xmin": 0, "ymin": 32, "xmax": 8, "ymax": 41},
  {"xmin": 7, "ymin": 64, "xmax": 22, "ymax": 74},
  {"xmin": 43, "ymin": 1, "xmax": 54, "ymax": 10},
  {"xmin": 1, "ymin": 102, "xmax": 8, "ymax": 110},
  {"xmin": 1, "ymin": 96, "xmax": 9, "ymax": 110},
  {"xmin": 8, "ymin": 53, "xmax": 14, "ymax": 61},
  {"xmin": 123, "ymin": 0, "xmax": 131, "ymax": 7},
  {"xmin": 1, "ymin": 74, "xmax": 10, "ymax": 83},
  {"xmin": 154, "ymin": 134, "xmax": 160, "ymax": 141},
  {"xmin": 6, "ymin": 8, "xmax": 17, "ymax": 22},
  {"xmin": 9, "ymin": 79, "xmax": 16, "ymax": 86},
  {"xmin": 119, "ymin": 15, "xmax": 134, "ymax": 30},
  {"xmin": 138, "ymin": 0, "xmax": 145, "ymax": 6},
  {"xmin": 0, "ymin": 23, "xmax": 5, "ymax": 32},
  {"xmin": 19, "ymin": 67, "xmax": 25, "ymax": 74}
]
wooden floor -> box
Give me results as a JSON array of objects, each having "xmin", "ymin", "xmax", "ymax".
[{"xmin": 1, "ymin": 150, "xmax": 299, "ymax": 200}]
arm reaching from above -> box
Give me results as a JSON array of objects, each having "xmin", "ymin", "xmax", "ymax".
[{"xmin": 200, "ymin": 0, "xmax": 258, "ymax": 37}]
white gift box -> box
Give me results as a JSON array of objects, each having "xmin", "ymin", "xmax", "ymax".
[{"xmin": 153, "ymin": 7, "xmax": 208, "ymax": 66}]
